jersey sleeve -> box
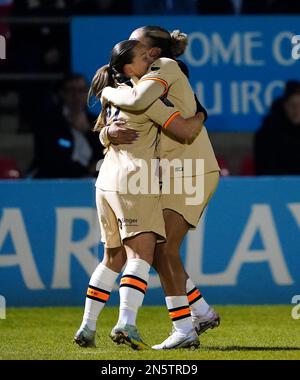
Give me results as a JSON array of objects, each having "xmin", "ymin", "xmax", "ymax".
[
  {"xmin": 99, "ymin": 126, "xmax": 110, "ymax": 148},
  {"xmin": 144, "ymin": 97, "xmax": 181, "ymax": 130},
  {"xmin": 102, "ymin": 58, "xmax": 181, "ymax": 112},
  {"xmin": 139, "ymin": 58, "xmax": 181, "ymax": 91}
]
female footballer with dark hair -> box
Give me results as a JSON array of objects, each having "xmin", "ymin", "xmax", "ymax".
[
  {"xmin": 99, "ymin": 26, "xmax": 221, "ymax": 350},
  {"xmin": 74, "ymin": 38, "xmax": 205, "ymax": 350}
]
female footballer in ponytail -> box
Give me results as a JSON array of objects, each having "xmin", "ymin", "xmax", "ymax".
[{"xmin": 88, "ymin": 39, "xmax": 141, "ymax": 131}]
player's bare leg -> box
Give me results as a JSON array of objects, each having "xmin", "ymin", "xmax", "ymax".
[
  {"xmin": 74, "ymin": 247, "xmax": 126, "ymax": 348},
  {"xmin": 110, "ymin": 233, "xmax": 156, "ymax": 350},
  {"xmin": 102, "ymin": 246, "xmax": 127, "ymax": 273},
  {"xmin": 153, "ymin": 209, "xmax": 189, "ymax": 296}
]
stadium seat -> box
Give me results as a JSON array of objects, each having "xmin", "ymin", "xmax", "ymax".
[
  {"xmin": 240, "ymin": 155, "xmax": 255, "ymax": 176},
  {"xmin": 216, "ymin": 155, "xmax": 230, "ymax": 177},
  {"xmin": 0, "ymin": 157, "xmax": 21, "ymax": 179}
]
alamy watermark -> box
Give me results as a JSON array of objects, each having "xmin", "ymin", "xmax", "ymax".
[
  {"xmin": 291, "ymin": 295, "xmax": 300, "ymax": 320},
  {"xmin": 97, "ymin": 158, "xmax": 205, "ymax": 205},
  {"xmin": 0, "ymin": 35, "xmax": 6, "ymax": 60},
  {"xmin": 0, "ymin": 295, "xmax": 6, "ymax": 319},
  {"xmin": 291, "ymin": 35, "xmax": 300, "ymax": 60}
]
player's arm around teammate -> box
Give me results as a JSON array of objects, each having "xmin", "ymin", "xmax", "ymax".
[
  {"xmin": 97, "ymin": 26, "xmax": 221, "ymax": 350},
  {"xmin": 74, "ymin": 39, "xmax": 203, "ymax": 351}
]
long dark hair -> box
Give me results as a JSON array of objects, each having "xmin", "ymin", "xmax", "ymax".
[
  {"xmin": 133, "ymin": 26, "xmax": 188, "ymax": 59},
  {"xmin": 88, "ymin": 39, "xmax": 141, "ymax": 131}
]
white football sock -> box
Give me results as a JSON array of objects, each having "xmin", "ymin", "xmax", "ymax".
[
  {"xmin": 118, "ymin": 258, "xmax": 150, "ymax": 326},
  {"xmin": 81, "ymin": 263, "xmax": 119, "ymax": 331},
  {"xmin": 186, "ymin": 277, "xmax": 211, "ymax": 317},
  {"xmin": 166, "ymin": 296, "xmax": 193, "ymax": 335}
]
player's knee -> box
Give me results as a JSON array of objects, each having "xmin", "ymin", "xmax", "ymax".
[
  {"xmin": 159, "ymin": 242, "xmax": 180, "ymax": 258},
  {"xmin": 126, "ymin": 250, "xmax": 153, "ymax": 266},
  {"xmin": 102, "ymin": 259, "xmax": 123, "ymax": 273}
]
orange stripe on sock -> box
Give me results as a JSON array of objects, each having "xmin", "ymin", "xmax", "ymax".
[
  {"xmin": 188, "ymin": 289, "xmax": 201, "ymax": 304},
  {"xmin": 169, "ymin": 307, "xmax": 191, "ymax": 320},
  {"xmin": 87, "ymin": 288, "xmax": 110, "ymax": 302},
  {"xmin": 139, "ymin": 77, "xmax": 169, "ymax": 96},
  {"xmin": 163, "ymin": 111, "xmax": 181, "ymax": 129},
  {"xmin": 120, "ymin": 277, "xmax": 147, "ymax": 292}
]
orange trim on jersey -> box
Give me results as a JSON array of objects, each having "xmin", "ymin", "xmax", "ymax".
[
  {"xmin": 87, "ymin": 287, "xmax": 110, "ymax": 302},
  {"xmin": 139, "ymin": 77, "xmax": 169, "ymax": 96},
  {"xmin": 120, "ymin": 277, "xmax": 147, "ymax": 293},
  {"xmin": 169, "ymin": 307, "xmax": 191, "ymax": 320},
  {"xmin": 163, "ymin": 111, "xmax": 181, "ymax": 129},
  {"xmin": 188, "ymin": 289, "xmax": 201, "ymax": 304}
]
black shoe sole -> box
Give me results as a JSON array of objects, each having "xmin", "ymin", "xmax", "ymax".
[
  {"xmin": 187, "ymin": 340, "xmax": 200, "ymax": 350},
  {"xmin": 196, "ymin": 316, "xmax": 221, "ymax": 336},
  {"xmin": 109, "ymin": 332, "xmax": 149, "ymax": 351},
  {"xmin": 73, "ymin": 337, "xmax": 96, "ymax": 348}
]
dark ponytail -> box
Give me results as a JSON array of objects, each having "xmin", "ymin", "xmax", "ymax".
[
  {"xmin": 88, "ymin": 65, "xmax": 114, "ymax": 131},
  {"xmin": 88, "ymin": 64, "xmax": 114, "ymax": 103}
]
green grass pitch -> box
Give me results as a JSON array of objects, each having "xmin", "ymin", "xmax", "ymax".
[{"xmin": 1, "ymin": 306, "xmax": 300, "ymax": 360}]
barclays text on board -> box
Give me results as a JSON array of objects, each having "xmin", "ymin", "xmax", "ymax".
[
  {"xmin": 72, "ymin": 16, "xmax": 300, "ymax": 131},
  {"xmin": 0, "ymin": 178, "xmax": 299, "ymax": 306}
]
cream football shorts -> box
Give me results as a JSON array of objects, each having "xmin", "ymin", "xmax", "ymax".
[
  {"xmin": 96, "ymin": 188, "xmax": 166, "ymax": 248},
  {"xmin": 161, "ymin": 171, "xmax": 220, "ymax": 228}
]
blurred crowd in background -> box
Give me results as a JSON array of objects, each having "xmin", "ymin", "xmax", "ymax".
[
  {"xmin": 0, "ymin": 0, "xmax": 300, "ymax": 179},
  {"xmin": 3, "ymin": 0, "xmax": 300, "ymax": 16}
]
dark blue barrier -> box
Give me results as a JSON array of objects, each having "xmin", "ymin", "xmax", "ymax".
[
  {"xmin": 72, "ymin": 16, "xmax": 300, "ymax": 132},
  {"xmin": 0, "ymin": 178, "xmax": 299, "ymax": 306}
]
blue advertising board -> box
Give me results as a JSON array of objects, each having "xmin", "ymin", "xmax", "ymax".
[
  {"xmin": 0, "ymin": 178, "xmax": 299, "ymax": 307},
  {"xmin": 71, "ymin": 16, "xmax": 300, "ymax": 131}
]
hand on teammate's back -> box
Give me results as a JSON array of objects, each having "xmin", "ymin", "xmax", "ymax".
[{"xmin": 107, "ymin": 120, "xmax": 139, "ymax": 145}]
